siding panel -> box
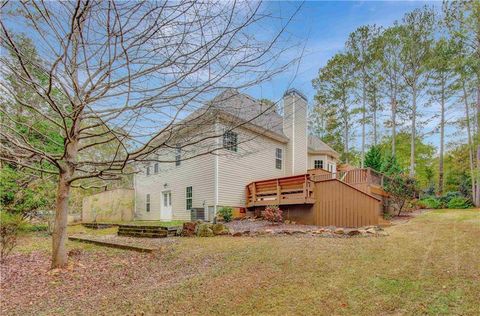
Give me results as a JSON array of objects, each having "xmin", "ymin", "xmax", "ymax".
[{"xmin": 313, "ymin": 179, "xmax": 381, "ymax": 227}]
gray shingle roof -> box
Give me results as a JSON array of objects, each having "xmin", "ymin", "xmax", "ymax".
[
  {"xmin": 209, "ymin": 89, "xmax": 286, "ymax": 138},
  {"xmin": 206, "ymin": 89, "xmax": 339, "ymax": 158},
  {"xmin": 308, "ymin": 135, "xmax": 340, "ymax": 159}
]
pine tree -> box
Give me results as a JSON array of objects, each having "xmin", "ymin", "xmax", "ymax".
[
  {"xmin": 312, "ymin": 53, "xmax": 357, "ymax": 163},
  {"xmin": 364, "ymin": 145, "xmax": 383, "ymax": 171}
]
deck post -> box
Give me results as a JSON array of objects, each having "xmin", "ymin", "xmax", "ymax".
[
  {"xmin": 252, "ymin": 183, "xmax": 257, "ymax": 206},
  {"xmin": 303, "ymin": 174, "xmax": 307, "ymax": 202},
  {"xmin": 276, "ymin": 179, "xmax": 280, "ymax": 204}
]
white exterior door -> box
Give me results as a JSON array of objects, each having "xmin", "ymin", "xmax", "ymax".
[{"xmin": 161, "ymin": 191, "xmax": 172, "ymax": 221}]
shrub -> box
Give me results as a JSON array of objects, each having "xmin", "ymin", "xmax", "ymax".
[
  {"xmin": 420, "ymin": 197, "xmax": 442, "ymax": 209},
  {"xmin": 0, "ymin": 212, "xmax": 25, "ymax": 262},
  {"xmin": 447, "ymin": 197, "xmax": 473, "ymax": 209},
  {"xmin": 263, "ymin": 205, "xmax": 283, "ymax": 223},
  {"xmin": 217, "ymin": 206, "xmax": 233, "ymax": 222},
  {"xmin": 439, "ymin": 191, "xmax": 461, "ymax": 207},
  {"xmin": 383, "ymin": 175, "xmax": 418, "ymax": 215},
  {"xmin": 21, "ymin": 222, "xmax": 49, "ymax": 232}
]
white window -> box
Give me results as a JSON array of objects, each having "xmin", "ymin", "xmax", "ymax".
[
  {"xmin": 223, "ymin": 131, "xmax": 238, "ymax": 152},
  {"xmin": 146, "ymin": 194, "xmax": 151, "ymax": 212},
  {"xmin": 154, "ymin": 163, "xmax": 159, "ymax": 173},
  {"xmin": 275, "ymin": 148, "xmax": 282, "ymax": 169},
  {"xmin": 186, "ymin": 186, "xmax": 193, "ymax": 209},
  {"xmin": 314, "ymin": 160, "xmax": 323, "ymax": 169},
  {"xmin": 163, "ymin": 192, "xmax": 171, "ymax": 207},
  {"xmin": 175, "ymin": 145, "xmax": 181, "ymax": 166},
  {"xmin": 146, "ymin": 166, "xmax": 150, "ymax": 175}
]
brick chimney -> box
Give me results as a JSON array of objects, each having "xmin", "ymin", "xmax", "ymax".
[{"xmin": 283, "ymin": 89, "xmax": 308, "ymax": 175}]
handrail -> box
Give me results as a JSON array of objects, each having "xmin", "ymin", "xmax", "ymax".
[{"xmin": 246, "ymin": 174, "xmax": 314, "ymax": 207}]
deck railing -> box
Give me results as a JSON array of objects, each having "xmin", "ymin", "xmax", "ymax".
[
  {"xmin": 310, "ymin": 168, "xmax": 385, "ymax": 187},
  {"xmin": 246, "ymin": 174, "xmax": 315, "ymax": 207}
]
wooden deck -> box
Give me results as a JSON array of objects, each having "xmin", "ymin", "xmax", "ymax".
[
  {"xmin": 309, "ymin": 167, "xmax": 389, "ymax": 197},
  {"xmin": 245, "ymin": 169, "xmax": 385, "ymax": 227},
  {"xmin": 245, "ymin": 174, "xmax": 315, "ymax": 207}
]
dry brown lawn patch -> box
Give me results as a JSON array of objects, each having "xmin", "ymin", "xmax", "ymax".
[{"xmin": 1, "ymin": 209, "xmax": 479, "ymax": 315}]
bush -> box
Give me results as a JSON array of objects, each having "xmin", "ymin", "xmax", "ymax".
[
  {"xmin": 1, "ymin": 212, "xmax": 25, "ymax": 262},
  {"xmin": 217, "ymin": 206, "xmax": 233, "ymax": 222},
  {"xmin": 263, "ymin": 205, "xmax": 283, "ymax": 223},
  {"xmin": 383, "ymin": 175, "xmax": 418, "ymax": 215},
  {"xmin": 439, "ymin": 191, "xmax": 461, "ymax": 207},
  {"xmin": 21, "ymin": 222, "xmax": 48, "ymax": 232},
  {"xmin": 447, "ymin": 197, "xmax": 473, "ymax": 209},
  {"xmin": 419, "ymin": 197, "xmax": 442, "ymax": 209}
]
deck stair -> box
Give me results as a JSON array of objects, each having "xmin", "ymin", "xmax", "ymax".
[
  {"xmin": 117, "ymin": 225, "xmax": 180, "ymax": 238},
  {"xmin": 82, "ymin": 223, "xmax": 116, "ymax": 229}
]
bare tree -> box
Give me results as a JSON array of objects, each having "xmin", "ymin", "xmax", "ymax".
[{"xmin": 0, "ymin": 1, "xmax": 300, "ymax": 268}]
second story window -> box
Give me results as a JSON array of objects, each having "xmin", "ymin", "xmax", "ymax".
[
  {"xmin": 154, "ymin": 163, "xmax": 159, "ymax": 173},
  {"xmin": 175, "ymin": 145, "xmax": 181, "ymax": 166},
  {"xmin": 314, "ymin": 160, "xmax": 323, "ymax": 169},
  {"xmin": 275, "ymin": 148, "xmax": 282, "ymax": 169},
  {"xmin": 223, "ymin": 131, "xmax": 238, "ymax": 152}
]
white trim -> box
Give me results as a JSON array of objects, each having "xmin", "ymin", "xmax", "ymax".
[
  {"xmin": 292, "ymin": 96, "xmax": 295, "ymax": 173},
  {"xmin": 214, "ymin": 121, "xmax": 219, "ymax": 213},
  {"xmin": 133, "ymin": 172, "xmax": 137, "ymax": 217}
]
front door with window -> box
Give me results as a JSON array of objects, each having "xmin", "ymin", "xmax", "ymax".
[{"xmin": 161, "ymin": 191, "xmax": 172, "ymax": 220}]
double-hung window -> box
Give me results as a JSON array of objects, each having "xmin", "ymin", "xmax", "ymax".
[
  {"xmin": 223, "ymin": 131, "xmax": 238, "ymax": 152},
  {"xmin": 154, "ymin": 163, "xmax": 159, "ymax": 173},
  {"xmin": 314, "ymin": 160, "xmax": 323, "ymax": 169},
  {"xmin": 186, "ymin": 186, "xmax": 193, "ymax": 210},
  {"xmin": 275, "ymin": 148, "xmax": 282, "ymax": 169},
  {"xmin": 175, "ymin": 145, "xmax": 181, "ymax": 166},
  {"xmin": 146, "ymin": 194, "xmax": 151, "ymax": 212},
  {"xmin": 146, "ymin": 166, "xmax": 150, "ymax": 175}
]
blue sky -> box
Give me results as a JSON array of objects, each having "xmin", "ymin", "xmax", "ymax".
[
  {"xmin": 245, "ymin": 0, "xmax": 450, "ymax": 150},
  {"xmin": 248, "ymin": 0, "xmax": 439, "ymax": 102}
]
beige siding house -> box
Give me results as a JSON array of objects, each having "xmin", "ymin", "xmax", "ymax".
[{"xmin": 134, "ymin": 89, "xmax": 339, "ymax": 221}]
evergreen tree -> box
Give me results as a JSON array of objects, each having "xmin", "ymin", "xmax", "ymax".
[
  {"xmin": 312, "ymin": 53, "xmax": 357, "ymax": 163},
  {"xmin": 399, "ymin": 7, "xmax": 435, "ymax": 177},
  {"xmin": 364, "ymin": 145, "xmax": 383, "ymax": 171}
]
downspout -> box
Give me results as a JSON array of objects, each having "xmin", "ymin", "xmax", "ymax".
[
  {"xmin": 133, "ymin": 168, "xmax": 137, "ymax": 220},
  {"xmin": 292, "ymin": 95, "xmax": 295, "ymax": 174},
  {"xmin": 214, "ymin": 120, "xmax": 219, "ymax": 217}
]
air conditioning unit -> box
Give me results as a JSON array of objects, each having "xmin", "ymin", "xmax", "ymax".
[{"xmin": 190, "ymin": 208, "xmax": 206, "ymax": 221}]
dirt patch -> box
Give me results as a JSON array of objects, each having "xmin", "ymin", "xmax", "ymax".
[
  {"xmin": 226, "ymin": 219, "xmax": 319, "ymax": 234},
  {"xmin": 390, "ymin": 209, "xmax": 431, "ymax": 225}
]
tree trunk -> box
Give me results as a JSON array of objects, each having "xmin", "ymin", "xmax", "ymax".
[
  {"xmin": 372, "ymin": 90, "xmax": 378, "ymax": 146},
  {"xmin": 361, "ymin": 81, "xmax": 366, "ymax": 168},
  {"xmin": 476, "ymin": 84, "xmax": 480, "ymax": 207},
  {"xmin": 51, "ymin": 172, "xmax": 71, "ymax": 268},
  {"xmin": 392, "ymin": 96, "xmax": 397, "ymax": 157},
  {"xmin": 344, "ymin": 119, "xmax": 349, "ymax": 164},
  {"xmin": 462, "ymin": 82, "xmax": 475, "ymax": 204},
  {"xmin": 438, "ymin": 82, "xmax": 445, "ymax": 196},
  {"xmin": 410, "ymin": 87, "xmax": 417, "ymax": 177},
  {"xmin": 373, "ymin": 108, "xmax": 377, "ymax": 146}
]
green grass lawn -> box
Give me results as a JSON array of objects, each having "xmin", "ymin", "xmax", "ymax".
[{"xmin": 2, "ymin": 209, "xmax": 479, "ymax": 315}]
